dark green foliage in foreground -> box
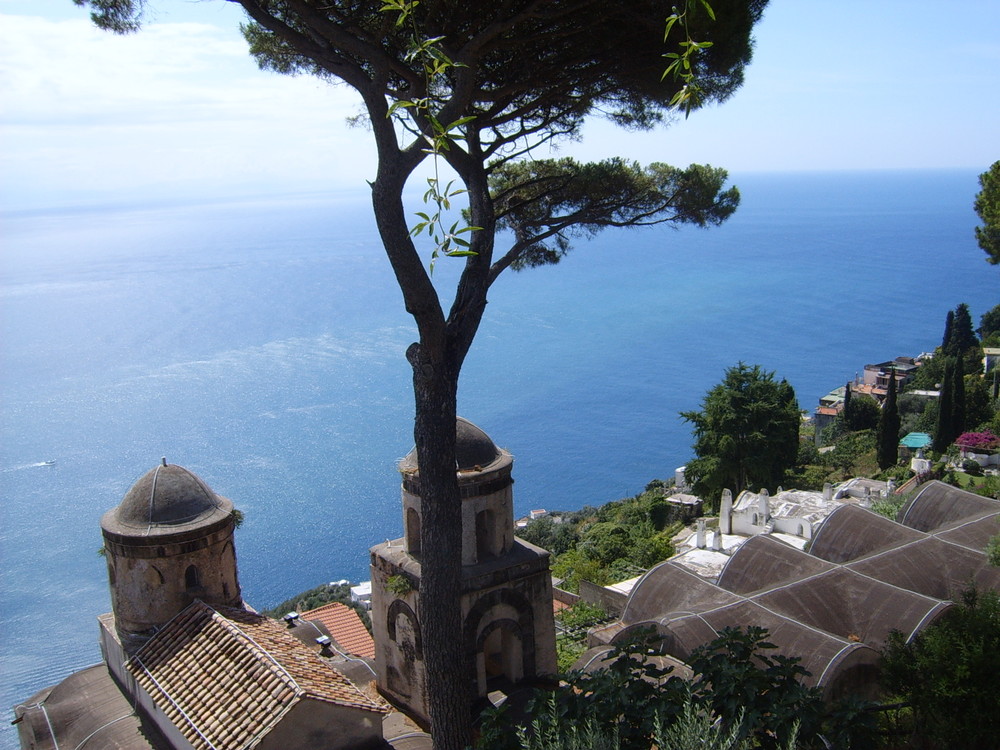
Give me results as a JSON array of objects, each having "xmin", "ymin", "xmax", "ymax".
[
  {"xmin": 881, "ymin": 587, "xmax": 1000, "ymax": 750},
  {"xmin": 263, "ymin": 581, "xmax": 371, "ymax": 631},
  {"xmin": 478, "ymin": 626, "xmax": 876, "ymax": 750}
]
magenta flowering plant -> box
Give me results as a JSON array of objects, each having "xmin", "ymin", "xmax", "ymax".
[{"xmin": 955, "ymin": 431, "xmax": 1000, "ymax": 452}]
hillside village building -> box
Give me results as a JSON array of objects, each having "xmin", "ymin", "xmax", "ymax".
[{"xmin": 857, "ymin": 357, "xmax": 919, "ymax": 400}]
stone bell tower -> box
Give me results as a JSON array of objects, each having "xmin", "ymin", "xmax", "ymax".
[
  {"xmin": 370, "ymin": 418, "xmax": 557, "ymax": 726},
  {"xmin": 99, "ymin": 460, "xmax": 243, "ymax": 655}
]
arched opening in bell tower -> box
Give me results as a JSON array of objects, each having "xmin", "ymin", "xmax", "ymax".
[
  {"xmin": 476, "ymin": 508, "xmax": 495, "ymax": 561},
  {"xmin": 477, "ymin": 619, "xmax": 523, "ymax": 693},
  {"xmin": 406, "ymin": 507, "xmax": 421, "ymax": 555}
]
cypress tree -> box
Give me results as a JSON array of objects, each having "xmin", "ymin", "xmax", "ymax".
[
  {"xmin": 944, "ymin": 302, "xmax": 979, "ymax": 357},
  {"xmin": 842, "ymin": 382, "xmax": 853, "ymax": 426},
  {"xmin": 942, "ymin": 310, "xmax": 955, "ymax": 351},
  {"xmin": 952, "ymin": 356, "xmax": 966, "ymax": 440},
  {"xmin": 878, "ymin": 368, "xmax": 901, "ymax": 469},
  {"xmin": 933, "ymin": 358, "xmax": 955, "ymax": 453}
]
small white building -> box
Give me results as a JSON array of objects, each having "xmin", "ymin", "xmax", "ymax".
[
  {"xmin": 669, "ymin": 480, "xmax": 891, "ymax": 581},
  {"xmin": 351, "ymin": 580, "xmax": 373, "ymax": 609}
]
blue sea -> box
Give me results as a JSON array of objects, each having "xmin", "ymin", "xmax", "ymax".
[{"xmin": 0, "ymin": 170, "xmax": 995, "ymax": 747}]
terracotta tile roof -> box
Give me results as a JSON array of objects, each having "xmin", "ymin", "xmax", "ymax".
[
  {"xmin": 127, "ymin": 601, "xmax": 385, "ymax": 750},
  {"xmin": 300, "ymin": 601, "xmax": 376, "ymax": 659}
]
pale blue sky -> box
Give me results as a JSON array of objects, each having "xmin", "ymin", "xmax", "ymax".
[{"xmin": 1, "ymin": 1, "xmax": 998, "ymax": 208}]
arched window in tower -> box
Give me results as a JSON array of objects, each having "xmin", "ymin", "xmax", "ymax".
[
  {"xmin": 185, "ymin": 565, "xmax": 201, "ymax": 590},
  {"xmin": 477, "ymin": 619, "xmax": 524, "ymax": 693},
  {"xmin": 406, "ymin": 507, "xmax": 421, "ymax": 555},
  {"xmin": 476, "ymin": 508, "xmax": 495, "ymax": 561}
]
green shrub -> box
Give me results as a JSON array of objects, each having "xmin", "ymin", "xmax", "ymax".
[
  {"xmin": 880, "ymin": 587, "xmax": 1000, "ymax": 750},
  {"xmin": 478, "ymin": 626, "xmax": 875, "ymax": 750},
  {"xmin": 962, "ymin": 458, "xmax": 984, "ymax": 476}
]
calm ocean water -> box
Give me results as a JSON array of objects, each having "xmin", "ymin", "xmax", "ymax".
[{"xmin": 0, "ymin": 169, "xmax": 995, "ymax": 745}]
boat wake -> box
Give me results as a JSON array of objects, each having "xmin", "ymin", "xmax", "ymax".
[{"xmin": 1, "ymin": 460, "xmax": 56, "ymax": 473}]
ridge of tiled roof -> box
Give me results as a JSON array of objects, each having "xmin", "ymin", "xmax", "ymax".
[
  {"xmin": 127, "ymin": 601, "xmax": 385, "ymax": 750},
  {"xmin": 300, "ymin": 601, "xmax": 376, "ymax": 660}
]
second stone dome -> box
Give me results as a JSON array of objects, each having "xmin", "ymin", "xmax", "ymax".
[{"xmin": 400, "ymin": 417, "xmax": 505, "ymax": 473}]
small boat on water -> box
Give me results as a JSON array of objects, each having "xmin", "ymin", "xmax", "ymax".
[{"xmin": 42, "ymin": 460, "xmax": 56, "ymax": 466}]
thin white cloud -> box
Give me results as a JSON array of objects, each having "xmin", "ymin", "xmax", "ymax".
[
  {"xmin": 2, "ymin": 2, "xmax": 998, "ymax": 208},
  {"xmin": 0, "ymin": 13, "xmax": 376, "ymax": 206}
]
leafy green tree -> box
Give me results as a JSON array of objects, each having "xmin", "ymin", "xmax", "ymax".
[
  {"xmin": 974, "ymin": 160, "xmax": 1000, "ymax": 265},
  {"xmin": 551, "ymin": 548, "xmax": 611, "ymax": 592},
  {"xmin": 682, "ymin": 364, "xmax": 800, "ymax": 507},
  {"xmin": 519, "ymin": 516, "xmax": 580, "ymax": 557},
  {"xmin": 904, "ymin": 352, "xmax": 946, "ymax": 392},
  {"xmin": 877, "ymin": 368, "xmax": 900, "ymax": 470},
  {"xmin": 979, "ymin": 302, "xmax": 1000, "ymax": 341},
  {"xmin": 630, "ymin": 531, "xmax": 676, "ymax": 569},
  {"xmin": 581, "ymin": 522, "xmax": 633, "ymax": 567},
  {"xmin": 965, "ymin": 374, "xmax": 995, "ymax": 429},
  {"xmin": 881, "ymin": 587, "xmax": 1000, "ymax": 750},
  {"xmin": 74, "ymin": 2, "xmax": 768, "ymax": 746},
  {"xmin": 826, "ymin": 429, "xmax": 877, "ymax": 479},
  {"xmin": 845, "ymin": 394, "xmax": 879, "ymax": 432}
]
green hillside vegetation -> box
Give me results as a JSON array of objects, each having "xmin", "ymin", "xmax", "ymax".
[{"xmin": 518, "ymin": 481, "xmax": 685, "ymax": 594}]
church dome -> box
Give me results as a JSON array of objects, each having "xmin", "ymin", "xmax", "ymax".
[
  {"xmin": 103, "ymin": 462, "xmax": 233, "ymax": 535},
  {"xmin": 400, "ymin": 417, "xmax": 503, "ymax": 473}
]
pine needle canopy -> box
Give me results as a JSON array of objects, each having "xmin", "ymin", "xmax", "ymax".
[{"xmin": 78, "ymin": 0, "xmax": 767, "ymax": 142}]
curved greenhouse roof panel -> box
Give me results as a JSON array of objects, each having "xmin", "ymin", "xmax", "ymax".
[
  {"xmin": 810, "ymin": 504, "xmax": 925, "ymax": 564},
  {"xmin": 898, "ymin": 480, "xmax": 1000, "ymax": 533},
  {"xmin": 718, "ymin": 534, "xmax": 835, "ymax": 595}
]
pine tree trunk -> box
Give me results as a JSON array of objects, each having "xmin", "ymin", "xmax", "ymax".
[{"xmin": 407, "ymin": 339, "xmax": 471, "ymax": 750}]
